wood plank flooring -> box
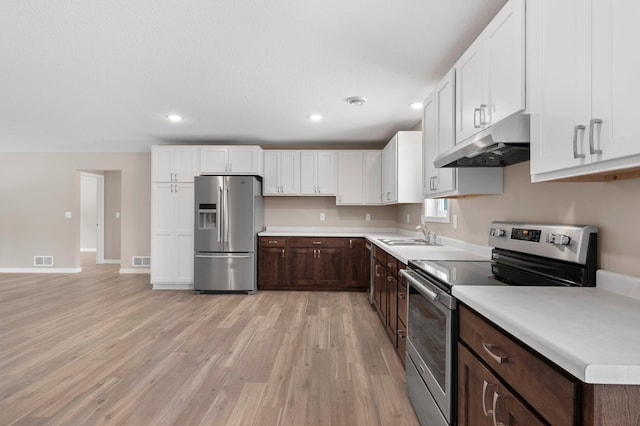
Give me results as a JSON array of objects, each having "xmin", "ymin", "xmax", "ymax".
[{"xmin": 0, "ymin": 255, "xmax": 419, "ymax": 425}]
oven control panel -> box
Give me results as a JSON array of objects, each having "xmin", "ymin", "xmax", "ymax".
[{"xmin": 488, "ymin": 221, "xmax": 597, "ymax": 265}]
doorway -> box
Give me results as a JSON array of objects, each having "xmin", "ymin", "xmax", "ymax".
[{"xmin": 79, "ymin": 171, "xmax": 121, "ymax": 267}]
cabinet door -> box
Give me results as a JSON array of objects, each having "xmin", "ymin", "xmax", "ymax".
[
  {"xmin": 228, "ymin": 147, "xmax": 262, "ymax": 174},
  {"xmin": 173, "ymin": 148, "xmax": 199, "ymax": 182},
  {"xmin": 591, "ymin": 0, "xmax": 640, "ymax": 163},
  {"xmin": 458, "ymin": 344, "xmax": 545, "ymax": 426},
  {"xmin": 263, "ymin": 151, "xmax": 280, "ymax": 195},
  {"xmin": 364, "ymin": 151, "xmax": 383, "ymax": 204},
  {"xmin": 299, "ymin": 151, "xmax": 317, "ymax": 195},
  {"xmin": 337, "ymin": 151, "xmax": 364, "ymax": 205},
  {"xmin": 174, "ymin": 183, "xmax": 194, "ymax": 283},
  {"xmin": 152, "ymin": 148, "xmax": 174, "ymax": 182},
  {"xmin": 200, "ymin": 147, "xmax": 229, "ymax": 173},
  {"xmin": 382, "ymin": 137, "xmax": 397, "ymax": 203},
  {"xmin": 152, "ymin": 146, "xmax": 198, "ymax": 182},
  {"xmin": 485, "ymin": 0, "xmax": 526, "ymax": 126},
  {"xmin": 456, "ymin": 37, "xmax": 486, "ymax": 144},
  {"xmin": 386, "ymin": 274, "xmax": 397, "ymax": 346},
  {"xmin": 288, "ymin": 248, "xmax": 316, "ymax": 286},
  {"xmin": 279, "ymin": 151, "xmax": 300, "ymax": 195},
  {"xmin": 530, "ymin": 0, "xmax": 592, "ymax": 175},
  {"xmin": 258, "ymin": 246, "xmax": 287, "ymax": 289},
  {"xmin": 344, "ymin": 238, "xmax": 365, "ymax": 288},
  {"xmin": 374, "ymin": 260, "xmax": 387, "ymax": 323},
  {"xmin": 315, "ymin": 151, "xmax": 336, "ymax": 195},
  {"xmin": 422, "ymin": 92, "xmax": 438, "ymax": 196},
  {"xmin": 151, "ymin": 183, "xmax": 175, "ymax": 282},
  {"xmin": 316, "ymin": 248, "xmax": 344, "ymax": 286},
  {"xmin": 435, "ymin": 72, "xmax": 456, "ymax": 193}
]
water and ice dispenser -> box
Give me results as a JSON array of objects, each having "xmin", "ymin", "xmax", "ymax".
[{"xmin": 198, "ymin": 204, "xmax": 217, "ymax": 230}]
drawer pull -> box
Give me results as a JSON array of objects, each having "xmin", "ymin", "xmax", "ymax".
[
  {"xmin": 312, "ymin": 241, "xmax": 322, "ymax": 245},
  {"xmin": 387, "ymin": 262, "xmax": 394, "ymax": 269},
  {"xmin": 492, "ymin": 391, "xmax": 507, "ymax": 426},
  {"xmin": 398, "ymin": 293, "xmax": 406, "ymax": 299},
  {"xmin": 482, "ymin": 380, "xmax": 495, "ymax": 417},
  {"xmin": 268, "ymin": 240, "xmax": 278, "ymax": 244},
  {"xmin": 397, "ymin": 330, "xmax": 406, "ymax": 338},
  {"xmin": 482, "ymin": 343, "xmax": 508, "ymax": 364}
]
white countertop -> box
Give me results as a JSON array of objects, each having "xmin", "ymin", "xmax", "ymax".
[
  {"xmin": 453, "ymin": 284, "xmax": 640, "ymax": 385},
  {"xmin": 258, "ymin": 227, "xmax": 491, "ymax": 264}
]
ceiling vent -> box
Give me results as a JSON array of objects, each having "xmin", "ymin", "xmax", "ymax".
[{"xmin": 346, "ymin": 96, "xmax": 367, "ymax": 106}]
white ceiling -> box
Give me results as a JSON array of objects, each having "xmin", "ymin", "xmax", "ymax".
[{"xmin": 1, "ymin": 0, "xmax": 506, "ymax": 152}]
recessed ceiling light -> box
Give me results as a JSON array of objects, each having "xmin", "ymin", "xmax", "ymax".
[
  {"xmin": 409, "ymin": 102, "xmax": 423, "ymax": 110},
  {"xmin": 308, "ymin": 114, "xmax": 323, "ymax": 121},
  {"xmin": 346, "ymin": 96, "xmax": 367, "ymax": 106},
  {"xmin": 166, "ymin": 114, "xmax": 183, "ymax": 122}
]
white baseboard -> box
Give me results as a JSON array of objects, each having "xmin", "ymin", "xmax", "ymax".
[
  {"xmin": 0, "ymin": 267, "xmax": 82, "ymax": 274},
  {"xmin": 80, "ymin": 248, "xmax": 97, "ymax": 252},
  {"xmin": 152, "ymin": 282, "xmax": 194, "ymax": 291},
  {"xmin": 120, "ymin": 268, "xmax": 150, "ymax": 274},
  {"xmin": 103, "ymin": 259, "xmax": 121, "ymax": 264}
]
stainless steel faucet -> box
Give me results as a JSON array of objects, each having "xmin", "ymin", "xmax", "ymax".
[{"xmin": 416, "ymin": 224, "xmax": 437, "ymax": 244}]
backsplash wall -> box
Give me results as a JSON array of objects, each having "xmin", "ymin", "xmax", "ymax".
[
  {"xmin": 264, "ymin": 197, "xmax": 398, "ymax": 229},
  {"xmin": 430, "ymin": 161, "xmax": 640, "ymax": 277}
]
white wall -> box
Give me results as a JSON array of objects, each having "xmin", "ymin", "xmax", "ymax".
[{"xmin": 80, "ymin": 174, "xmax": 98, "ymax": 251}]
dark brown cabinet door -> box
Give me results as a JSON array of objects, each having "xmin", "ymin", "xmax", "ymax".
[
  {"xmin": 344, "ymin": 238, "xmax": 366, "ymax": 288},
  {"xmin": 288, "ymin": 248, "xmax": 316, "ymax": 287},
  {"xmin": 458, "ymin": 344, "xmax": 545, "ymax": 426},
  {"xmin": 258, "ymin": 246, "xmax": 287, "ymax": 289},
  {"xmin": 374, "ymin": 259, "xmax": 387, "ymax": 324},
  {"xmin": 386, "ymin": 274, "xmax": 397, "ymax": 346},
  {"xmin": 316, "ymin": 248, "xmax": 344, "ymax": 286}
]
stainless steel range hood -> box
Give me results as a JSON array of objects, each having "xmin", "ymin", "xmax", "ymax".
[{"xmin": 434, "ymin": 114, "xmax": 530, "ymax": 168}]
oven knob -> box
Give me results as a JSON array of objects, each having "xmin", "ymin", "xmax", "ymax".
[
  {"xmin": 490, "ymin": 227, "xmax": 506, "ymax": 237},
  {"xmin": 546, "ymin": 233, "xmax": 571, "ymax": 245}
]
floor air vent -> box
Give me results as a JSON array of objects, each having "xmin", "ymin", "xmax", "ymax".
[
  {"xmin": 34, "ymin": 256, "xmax": 54, "ymax": 267},
  {"xmin": 132, "ymin": 256, "xmax": 151, "ymax": 267}
]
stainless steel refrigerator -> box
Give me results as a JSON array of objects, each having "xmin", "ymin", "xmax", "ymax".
[{"xmin": 194, "ymin": 175, "xmax": 263, "ymax": 293}]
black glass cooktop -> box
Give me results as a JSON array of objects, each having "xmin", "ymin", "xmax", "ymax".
[{"xmin": 408, "ymin": 260, "xmax": 505, "ymax": 290}]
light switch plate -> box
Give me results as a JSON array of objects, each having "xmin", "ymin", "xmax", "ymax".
[
  {"xmin": 453, "ymin": 215, "xmax": 458, "ymax": 229},
  {"xmin": 320, "ymin": 212, "xmax": 325, "ymax": 221},
  {"xmin": 64, "ymin": 211, "xmax": 72, "ymax": 219},
  {"xmin": 365, "ymin": 213, "xmax": 371, "ymax": 221}
]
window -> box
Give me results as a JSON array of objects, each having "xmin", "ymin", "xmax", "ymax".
[{"xmin": 422, "ymin": 199, "xmax": 450, "ymax": 223}]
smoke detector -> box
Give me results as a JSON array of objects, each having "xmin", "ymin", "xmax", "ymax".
[{"xmin": 346, "ymin": 96, "xmax": 367, "ymax": 106}]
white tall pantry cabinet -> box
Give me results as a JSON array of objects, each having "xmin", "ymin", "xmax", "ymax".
[
  {"xmin": 530, "ymin": 0, "xmax": 640, "ymax": 181},
  {"xmin": 151, "ymin": 146, "xmax": 198, "ymax": 290}
]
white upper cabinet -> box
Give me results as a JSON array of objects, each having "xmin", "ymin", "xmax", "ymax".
[
  {"xmin": 336, "ymin": 150, "xmax": 383, "ymax": 205},
  {"xmin": 152, "ymin": 146, "xmax": 199, "ymax": 183},
  {"xmin": 382, "ymin": 131, "xmax": 423, "ymax": 204},
  {"xmin": 455, "ymin": 0, "xmax": 526, "ymax": 144},
  {"xmin": 300, "ymin": 151, "xmax": 337, "ymax": 196},
  {"xmin": 423, "ymin": 71, "xmax": 503, "ymax": 199},
  {"xmin": 200, "ymin": 146, "xmax": 263, "ymax": 175},
  {"xmin": 424, "ymin": 70, "xmax": 456, "ymax": 197},
  {"xmin": 530, "ymin": 0, "xmax": 640, "ymax": 181},
  {"xmin": 263, "ymin": 151, "xmax": 301, "ymax": 195}
]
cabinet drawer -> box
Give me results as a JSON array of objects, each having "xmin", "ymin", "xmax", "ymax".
[
  {"xmin": 259, "ymin": 237, "xmax": 287, "ymax": 247},
  {"xmin": 459, "ymin": 305, "xmax": 578, "ymax": 426},
  {"xmin": 288, "ymin": 237, "xmax": 345, "ymax": 248},
  {"xmin": 374, "ymin": 245, "xmax": 387, "ymax": 263},
  {"xmin": 386, "ymin": 255, "xmax": 398, "ymax": 277}
]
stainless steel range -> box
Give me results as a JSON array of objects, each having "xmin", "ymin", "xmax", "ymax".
[{"xmin": 399, "ymin": 222, "xmax": 598, "ymax": 426}]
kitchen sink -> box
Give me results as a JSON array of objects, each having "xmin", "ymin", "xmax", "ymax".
[{"xmin": 378, "ymin": 238, "xmax": 441, "ymax": 246}]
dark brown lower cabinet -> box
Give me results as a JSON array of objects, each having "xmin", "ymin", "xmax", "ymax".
[
  {"xmin": 258, "ymin": 236, "xmax": 367, "ymax": 291},
  {"xmin": 458, "ymin": 344, "xmax": 545, "ymax": 426},
  {"xmin": 385, "ymin": 273, "xmax": 397, "ymax": 346},
  {"xmin": 374, "ymin": 259, "xmax": 387, "ymax": 323}
]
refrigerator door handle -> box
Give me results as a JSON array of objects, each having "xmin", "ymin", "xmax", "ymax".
[
  {"xmin": 195, "ymin": 254, "xmax": 251, "ymax": 259},
  {"xmin": 225, "ymin": 184, "xmax": 230, "ymax": 243},
  {"xmin": 218, "ymin": 186, "xmax": 223, "ymax": 243}
]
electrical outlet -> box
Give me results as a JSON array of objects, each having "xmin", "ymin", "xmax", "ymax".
[
  {"xmin": 64, "ymin": 211, "xmax": 72, "ymax": 219},
  {"xmin": 453, "ymin": 215, "xmax": 458, "ymax": 229},
  {"xmin": 320, "ymin": 212, "xmax": 326, "ymax": 221},
  {"xmin": 115, "ymin": 212, "xmax": 120, "ymax": 219},
  {"xmin": 365, "ymin": 213, "xmax": 371, "ymax": 221},
  {"xmin": 406, "ymin": 214, "xmax": 410, "ymax": 223}
]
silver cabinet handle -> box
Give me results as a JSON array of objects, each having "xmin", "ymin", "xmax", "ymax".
[
  {"xmin": 281, "ymin": 249, "xmax": 285, "ymax": 259},
  {"xmin": 479, "ymin": 104, "xmax": 490, "ymax": 125},
  {"xmin": 397, "ymin": 292, "xmax": 406, "ymax": 299},
  {"xmin": 482, "ymin": 380, "xmax": 495, "ymax": 417},
  {"xmin": 482, "ymin": 343, "xmax": 508, "ymax": 364},
  {"xmin": 312, "ymin": 241, "xmax": 322, "ymax": 245},
  {"xmin": 174, "ymin": 173, "xmax": 178, "ymax": 182},
  {"xmin": 589, "ymin": 118, "xmax": 603, "ymax": 155},
  {"xmin": 397, "ymin": 330, "xmax": 406, "ymax": 338},
  {"xmin": 268, "ymin": 240, "xmax": 278, "ymax": 244},
  {"xmin": 492, "ymin": 391, "xmax": 505, "ymax": 426},
  {"xmin": 474, "ymin": 108, "xmax": 481, "ymax": 128},
  {"xmin": 349, "ymin": 239, "xmax": 352, "ymax": 249},
  {"xmin": 573, "ymin": 125, "xmax": 586, "ymax": 159}
]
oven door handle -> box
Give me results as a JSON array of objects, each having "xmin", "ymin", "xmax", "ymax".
[{"xmin": 400, "ymin": 269, "xmax": 440, "ymax": 302}]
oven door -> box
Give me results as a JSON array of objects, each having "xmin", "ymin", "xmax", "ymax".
[{"xmin": 401, "ymin": 269, "xmax": 456, "ymax": 425}]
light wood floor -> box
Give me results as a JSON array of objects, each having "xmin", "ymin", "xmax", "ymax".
[{"xmin": 0, "ymin": 254, "xmax": 419, "ymax": 425}]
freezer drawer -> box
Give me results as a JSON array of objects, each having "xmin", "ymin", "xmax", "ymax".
[{"xmin": 194, "ymin": 252, "xmax": 256, "ymax": 293}]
